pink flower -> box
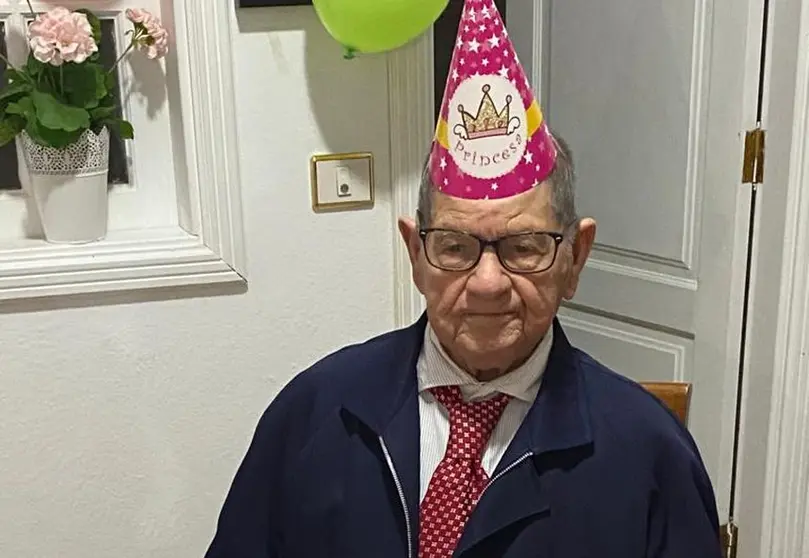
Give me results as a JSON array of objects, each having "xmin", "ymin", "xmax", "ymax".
[
  {"xmin": 126, "ymin": 8, "xmax": 169, "ymax": 60},
  {"xmin": 124, "ymin": 8, "xmax": 150, "ymax": 25},
  {"xmin": 28, "ymin": 7, "xmax": 98, "ymax": 66}
]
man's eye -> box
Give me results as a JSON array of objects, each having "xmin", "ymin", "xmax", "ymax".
[
  {"xmin": 442, "ymin": 244, "xmax": 465, "ymax": 253},
  {"xmin": 513, "ymin": 242, "xmax": 545, "ymax": 253}
]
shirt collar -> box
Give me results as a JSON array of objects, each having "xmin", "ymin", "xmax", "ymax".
[{"xmin": 417, "ymin": 322, "xmax": 553, "ymax": 403}]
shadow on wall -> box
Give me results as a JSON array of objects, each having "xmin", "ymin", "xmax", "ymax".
[
  {"xmin": 234, "ymin": 5, "xmax": 422, "ymax": 188},
  {"xmin": 236, "ymin": 6, "xmax": 372, "ymax": 154}
]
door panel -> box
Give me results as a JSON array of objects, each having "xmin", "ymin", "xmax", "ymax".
[
  {"xmin": 548, "ymin": 0, "xmax": 697, "ymax": 263},
  {"xmin": 561, "ymin": 308, "xmax": 693, "ymax": 383},
  {"xmin": 506, "ymin": 0, "xmax": 761, "ymax": 521},
  {"xmin": 546, "ymin": 0, "xmax": 706, "ymax": 304}
]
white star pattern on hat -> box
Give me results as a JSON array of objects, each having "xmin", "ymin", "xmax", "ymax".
[{"xmin": 428, "ymin": 0, "xmax": 557, "ymax": 200}]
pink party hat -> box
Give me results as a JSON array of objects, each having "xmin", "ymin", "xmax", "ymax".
[{"xmin": 429, "ymin": 0, "xmax": 556, "ymax": 200}]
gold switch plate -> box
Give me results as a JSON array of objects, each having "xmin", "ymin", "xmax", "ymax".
[{"xmin": 310, "ymin": 152, "xmax": 375, "ymax": 213}]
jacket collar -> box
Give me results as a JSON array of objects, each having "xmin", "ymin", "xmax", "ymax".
[
  {"xmin": 342, "ymin": 314, "xmax": 593, "ymax": 457},
  {"xmin": 498, "ymin": 317, "xmax": 592, "ymax": 464},
  {"xmin": 341, "ymin": 314, "xmax": 427, "ymax": 436}
]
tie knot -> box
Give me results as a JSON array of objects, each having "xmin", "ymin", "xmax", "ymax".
[{"xmin": 429, "ymin": 385, "xmax": 511, "ymax": 461}]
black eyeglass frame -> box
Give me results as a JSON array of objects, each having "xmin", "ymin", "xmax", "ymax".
[{"xmin": 418, "ymin": 228, "xmax": 566, "ymax": 274}]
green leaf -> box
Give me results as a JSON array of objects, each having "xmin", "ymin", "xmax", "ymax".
[
  {"xmin": 95, "ymin": 67, "xmax": 108, "ymax": 99},
  {"xmin": 0, "ymin": 80, "xmax": 32, "ymax": 106},
  {"xmin": 31, "ymin": 90, "xmax": 89, "ymax": 132},
  {"xmin": 25, "ymin": 117, "xmax": 84, "ymax": 149},
  {"xmin": 62, "ymin": 62, "xmax": 107, "ymax": 108},
  {"xmin": 6, "ymin": 96, "xmax": 35, "ymax": 121},
  {"xmin": 6, "ymin": 68, "xmax": 31, "ymax": 85},
  {"xmin": 25, "ymin": 56, "xmax": 45, "ymax": 77},
  {"xmin": 89, "ymin": 105, "xmax": 117, "ymax": 121},
  {"xmin": 75, "ymin": 9, "xmax": 103, "ymax": 45},
  {"xmin": 99, "ymin": 117, "xmax": 134, "ymax": 140},
  {"xmin": 0, "ymin": 114, "xmax": 25, "ymax": 147},
  {"xmin": 117, "ymin": 119, "xmax": 134, "ymax": 139}
]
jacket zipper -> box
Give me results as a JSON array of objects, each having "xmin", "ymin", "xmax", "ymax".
[
  {"xmin": 480, "ymin": 451, "xmax": 534, "ymax": 498},
  {"xmin": 376, "ymin": 445, "xmax": 533, "ymax": 558},
  {"xmin": 379, "ymin": 436, "xmax": 414, "ymax": 558}
]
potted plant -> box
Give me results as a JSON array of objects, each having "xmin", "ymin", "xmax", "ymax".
[{"xmin": 0, "ymin": 4, "xmax": 168, "ymax": 244}]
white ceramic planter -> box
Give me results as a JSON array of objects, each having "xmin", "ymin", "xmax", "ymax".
[{"xmin": 20, "ymin": 128, "xmax": 110, "ymax": 244}]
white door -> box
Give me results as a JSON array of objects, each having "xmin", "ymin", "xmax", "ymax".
[{"xmin": 506, "ymin": 0, "xmax": 766, "ymax": 525}]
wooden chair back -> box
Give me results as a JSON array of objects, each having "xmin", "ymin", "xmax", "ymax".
[{"xmin": 640, "ymin": 382, "xmax": 692, "ymax": 424}]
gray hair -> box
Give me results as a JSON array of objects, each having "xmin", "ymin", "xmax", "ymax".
[{"xmin": 417, "ymin": 131, "xmax": 578, "ymax": 229}]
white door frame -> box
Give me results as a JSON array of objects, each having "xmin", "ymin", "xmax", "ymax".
[
  {"xmin": 736, "ymin": 0, "xmax": 809, "ymax": 553},
  {"xmin": 387, "ymin": 0, "xmax": 809, "ymax": 553},
  {"xmin": 387, "ymin": 32, "xmax": 431, "ymax": 326}
]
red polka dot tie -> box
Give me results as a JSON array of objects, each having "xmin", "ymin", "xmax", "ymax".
[{"xmin": 418, "ymin": 385, "xmax": 511, "ymax": 558}]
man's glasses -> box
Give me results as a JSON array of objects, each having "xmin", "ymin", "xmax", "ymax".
[{"xmin": 419, "ymin": 229, "xmax": 565, "ymax": 274}]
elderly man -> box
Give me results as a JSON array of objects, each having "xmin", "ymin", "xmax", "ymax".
[{"xmin": 205, "ymin": 1, "xmax": 722, "ymax": 556}]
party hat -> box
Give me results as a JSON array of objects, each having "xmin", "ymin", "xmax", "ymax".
[{"xmin": 429, "ymin": 0, "xmax": 556, "ymax": 200}]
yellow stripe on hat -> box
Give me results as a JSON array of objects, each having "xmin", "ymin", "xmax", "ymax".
[
  {"xmin": 435, "ymin": 118, "xmax": 450, "ymax": 150},
  {"xmin": 526, "ymin": 100, "xmax": 543, "ymax": 138}
]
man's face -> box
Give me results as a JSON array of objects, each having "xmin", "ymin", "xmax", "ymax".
[{"xmin": 398, "ymin": 184, "xmax": 596, "ymax": 377}]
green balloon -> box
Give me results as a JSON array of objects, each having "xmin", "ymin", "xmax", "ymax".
[{"xmin": 313, "ymin": 0, "xmax": 449, "ymax": 54}]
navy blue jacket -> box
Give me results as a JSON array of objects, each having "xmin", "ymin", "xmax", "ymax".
[{"xmin": 205, "ymin": 317, "xmax": 722, "ymax": 557}]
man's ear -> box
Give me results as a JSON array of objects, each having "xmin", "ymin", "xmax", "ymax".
[
  {"xmin": 398, "ymin": 217, "xmax": 421, "ymax": 265},
  {"xmin": 398, "ymin": 217, "xmax": 426, "ymax": 292},
  {"xmin": 563, "ymin": 218, "xmax": 596, "ymax": 300}
]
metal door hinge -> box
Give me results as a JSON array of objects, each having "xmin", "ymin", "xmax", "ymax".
[
  {"xmin": 721, "ymin": 521, "xmax": 739, "ymax": 558},
  {"xmin": 742, "ymin": 128, "xmax": 765, "ymax": 184}
]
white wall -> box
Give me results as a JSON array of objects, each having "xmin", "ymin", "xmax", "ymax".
[{"xmin": 0, "ymin": 8, "xmax": 396, "ymax": 557}]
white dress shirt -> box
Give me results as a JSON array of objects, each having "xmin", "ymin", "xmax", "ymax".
[{"xmin": 416, "ymin": 324, "xmax": 554, "ymax": 502}]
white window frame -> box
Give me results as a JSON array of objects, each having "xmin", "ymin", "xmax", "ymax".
[
  {"xmin": 0, "ymin": 1, "xmax": 180, "ymax": 234},
  {"xmin": 0, "ymin": 0, "xmax": 246, "ymax": 301}
]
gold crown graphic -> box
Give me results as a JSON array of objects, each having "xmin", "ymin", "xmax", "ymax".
[{"xmin": 454, "ymin": 84, "xmax": 520, "ymax": 140}]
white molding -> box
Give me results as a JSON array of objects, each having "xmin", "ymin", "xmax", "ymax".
[
  {"xmin": 0, "ymin": 0, "xmax": 247, "ymax": 301},
  {"xmin": 388, "ymin": 31, "xmax": 432, "ymax": 328},
  {"xmin": 526, "ymin": 0, "xmax": 548, "ymax": 106},
  {"xmin": 531, "ymin": 0, "xmax": 547, "ymax": 103},
  {"xmin": 757, "ymin": 1, "xmax": 809, "ymax": 553},
  {"xmin": 558, "ymin": 313, "xmax": 688, "ymax": 382},
  {"xmin": 587, "ymin": 258, "xmax": 698, "ymax": 290}
]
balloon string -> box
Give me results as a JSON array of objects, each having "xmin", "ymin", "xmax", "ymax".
[{"xmin": 343, "ymin": 46, "xmax": 357, "ymax": 60}]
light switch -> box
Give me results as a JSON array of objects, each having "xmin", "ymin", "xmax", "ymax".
[
  {"xmin": 336, "ymin": 166, "xmax": 353, "ymax": 197},
  {"xmin": 310, "ymin": 152, "xmax": 374, "ymax": 212}
]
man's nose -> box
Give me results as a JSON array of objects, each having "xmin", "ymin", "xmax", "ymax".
[{"xmin": 466, "ymin": 249, "xmax": 511, "ymax": 297}]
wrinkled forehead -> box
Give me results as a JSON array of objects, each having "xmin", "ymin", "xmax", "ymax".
[{"xmin": 430, "ymin": 185, "xmax": 559, "ymax": 235}]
